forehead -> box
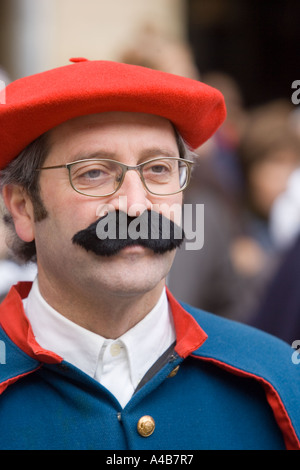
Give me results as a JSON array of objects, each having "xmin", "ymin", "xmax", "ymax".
[{"xmin": 48, "ymin": 112, "xmax": 177, "ymax": 152}]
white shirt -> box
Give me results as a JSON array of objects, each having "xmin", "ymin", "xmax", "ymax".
[{"xmin": 23, "ymin": 278, "xmax": 176, "ymax": 408}]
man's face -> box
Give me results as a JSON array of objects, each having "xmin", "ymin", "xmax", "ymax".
[{"xmin": 33, "ymin": 112, "xmax": 183, "ymax": 299}]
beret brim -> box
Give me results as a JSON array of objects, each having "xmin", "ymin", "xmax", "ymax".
[{"xmin": 0, "ymin": 59, "xmax": 226, "ymax": 169}]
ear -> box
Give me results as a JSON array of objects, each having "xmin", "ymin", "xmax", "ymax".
[{"xmin": 2, "ymin": 184, "xmax": 35, "ymax": 242}]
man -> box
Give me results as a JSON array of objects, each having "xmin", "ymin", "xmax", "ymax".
[{"xmin": 0, "ymin": 58, "xmax": 299, "ymax": 450}]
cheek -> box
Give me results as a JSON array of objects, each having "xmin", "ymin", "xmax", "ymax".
[{"xmin": 40, "ymin": 175, "xmax": 103, "ymax": 227}]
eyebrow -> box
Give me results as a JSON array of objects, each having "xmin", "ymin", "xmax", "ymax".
[
  {"xmin": 140, "ymin": 148, "xmax": 180, "ymax": 159},
  {"xmin": 69, "ymin": 147, "xmax": 180, "ymax": 163}
]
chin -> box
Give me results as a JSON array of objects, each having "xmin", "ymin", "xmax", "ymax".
[{"xmin": 96, "ymin": 257, "xmax": 172, "ymax": 295}]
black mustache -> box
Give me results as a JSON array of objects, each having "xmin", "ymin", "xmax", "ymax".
[{"xmin": 72, "ymin": 210, "xmax": 185, "ymax": 257}]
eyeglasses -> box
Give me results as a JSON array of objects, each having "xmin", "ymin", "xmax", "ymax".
[{"xmin": 36, "ymin": 157, "xmax": 194, "ymax": 197}]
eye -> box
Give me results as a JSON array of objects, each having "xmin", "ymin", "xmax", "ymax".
[
  {"xmin": 71, "ymin": 162, "xmax": 115, "ymax": 189},
  {"xmin": 73, "ymin": 163, "xmax": 111, "ymax": 180},
  {"xmin": 81, "ymin": 168, "xmax": 103, "ymax": 179},
  {"xmin": 145, "ymin": 160, "xmax": 173, "ymax": 174},
  {"xmin": 150, "ymin": 164, "xmax": 170, "ymax": 173},
  {"xmin": 142, "ymin": 160, "xmax": 177, "ymax": 187},
  {"xmin": 76, "ymin": 167, "xmax": 109, "ymax": 182}
]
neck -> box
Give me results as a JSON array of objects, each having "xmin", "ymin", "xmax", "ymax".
[{"xmin": 36, "ymin": 273, "xmax": 166, "ymax": 339}]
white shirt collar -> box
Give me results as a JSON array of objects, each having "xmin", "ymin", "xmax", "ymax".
[{"xmin": 23, "ymin": 278, "xmax": 175, "ymax": 407}]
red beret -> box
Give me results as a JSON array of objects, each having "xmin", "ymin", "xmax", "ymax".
[{"xmin": 0, "ymin": 58, "xmax": 226, "ymax": 170}]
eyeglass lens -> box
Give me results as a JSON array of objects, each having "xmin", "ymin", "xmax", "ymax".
[{"xmin": 69, "ymin": 158, "xmax": 189, "ymax": 196}]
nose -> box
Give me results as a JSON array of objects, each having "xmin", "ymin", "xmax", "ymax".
[{"xmin": 111, "ymin": 169, "xmax": 152, "ymax": 216}]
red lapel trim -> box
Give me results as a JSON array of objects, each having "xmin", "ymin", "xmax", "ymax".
[
  {"xmin": 193, "ymin": 355, "xmax": 300, "ymax": 450},
  {"xmin": 0, "ymin": 282, "xmax": 62, "ymax": 364}
]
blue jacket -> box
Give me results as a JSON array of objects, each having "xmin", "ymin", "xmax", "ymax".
[{"xmin": 0, "ymin": 282, "xmax": 299, "ymax": 450}]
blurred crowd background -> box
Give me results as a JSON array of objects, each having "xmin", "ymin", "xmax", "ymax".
[{"xmin": 1, "ymin": 0, "xmax": 300, "ymax": 344}]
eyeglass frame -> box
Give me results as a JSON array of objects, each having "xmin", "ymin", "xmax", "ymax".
[{"xmin": 36, "ymin": 156, "xmax": 194, "ymax": 197}]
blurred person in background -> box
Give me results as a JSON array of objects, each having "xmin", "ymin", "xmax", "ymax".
[
  {"xmin": 249, "ymin": 228, "xmax": 300, "ymax": 344},
  {"xmin": 198, "ymin": 71, "xmax": 248, "ymax": 200},
  {"xmin": 268, "ymin": 108, "xmax": 300, "ymax": 251},
  {"xmin": 248, "ymin": 108, "xmax": 300, "ymax": 343},
  {"xmin": 120, "ymin": 25, "xmax": 201, "ymax": 81},
  {"xmin": 235, "ymin": 100, "xmax": 299, "ymax": 255},
  {"xmin": 230, "ymin": 100, "xmax": 300, "ymax": 321}
]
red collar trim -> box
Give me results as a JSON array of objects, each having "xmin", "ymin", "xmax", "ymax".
[
  {"xmin": 0, "ymin": 282, "xmax": 62, "ymax": 364},
  {"xmin": 166, "ymin": 288, "xmax": 208, "ymax": 357},
  {"xmin": 0, "ymin": 283, "xmax": 207, "ymax": 363}
]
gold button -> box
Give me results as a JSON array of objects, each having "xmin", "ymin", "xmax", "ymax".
[
  {"xmin": 168, "ymin": 365, "xmax": 180, "ymax": 378},
  {"xmin": 137, "ymin": 415, "xmax": 155, "ymax": 437}
]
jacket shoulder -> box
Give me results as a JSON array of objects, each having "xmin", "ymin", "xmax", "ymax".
[
  {"xmin": 182, "ymin": 302, "xmax": 297, "ymax": 373},
  {"xmin": 181, "ymin": 302, "xmax": 300, "ymax": 449}
]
